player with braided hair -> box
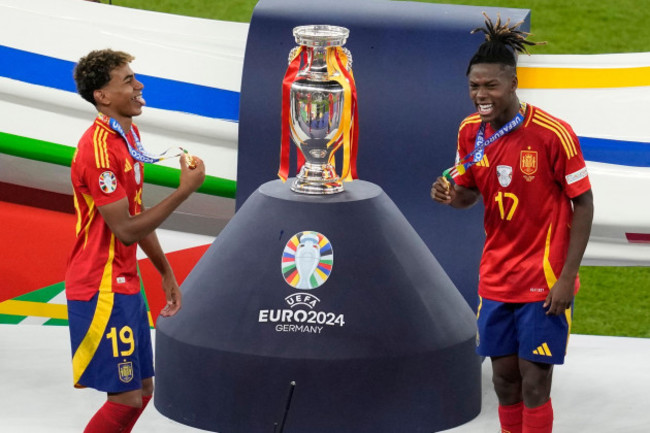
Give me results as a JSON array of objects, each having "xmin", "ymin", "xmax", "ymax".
[{"xmin": 431, "ymin": 14, "xmax": 593, "ymax": 433}]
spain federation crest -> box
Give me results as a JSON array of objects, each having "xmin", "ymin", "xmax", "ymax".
[
  {"xmin": 99, "ymin": 171, "xmax": 117, "ymax": 194},
  {"xmin": 520, "ymin": 150, "xmax": 538, "ymax": 176},
  {"xmin": 118, "ymin": 361, "xmax": 134, "ymax": 383}
]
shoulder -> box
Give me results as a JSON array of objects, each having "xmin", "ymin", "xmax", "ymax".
[
  {"xmin": 526, "ymin": 105, "xmax": 576, "ymax": 138},
  {"xmin": 74, "ymin": 120, "xmax": 121, "ymax": 168},
  {"xmin": 458, "ymin": 113, "xmax": 482, "ymax": 135},
  {"xmin": 525, "ymin": 105, "xmax": 579, "ymax": 155}
]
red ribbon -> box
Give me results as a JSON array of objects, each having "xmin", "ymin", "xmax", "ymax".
[{"xmin": 278, "ymin": 47, "xmax": 304, "ymax": 182}]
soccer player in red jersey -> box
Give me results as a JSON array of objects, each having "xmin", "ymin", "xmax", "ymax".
[
  {"xmin": 431, "ymin": 15, "xmax": 593, "ymax": 433},
  {"xmin": 66, "ymin": 49, "xmax": 205, "ymax": 432}
]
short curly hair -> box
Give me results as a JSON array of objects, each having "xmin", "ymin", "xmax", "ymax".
[{"xmin": 74, "ymin": 49, "xmax": 135, "ymax": 106}]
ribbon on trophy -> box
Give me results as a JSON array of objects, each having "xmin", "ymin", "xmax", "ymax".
[
  {"xmin": 330, "ymin": 47, "xmax": 359, "ymax": 181},
  {"xmin": 278, "ymin": 46, "xmax": 358, "ymax": 182},
  {"xmin": 442, "ymin": 103, "xmax": 526, "ymax": 184},
  {"xmin": 99, "ymin": 113, "xmax": 196, "ymax": 168},
  {"xmin": 278, "ymin": 46, "xmax": 304, "ymax": 182}
]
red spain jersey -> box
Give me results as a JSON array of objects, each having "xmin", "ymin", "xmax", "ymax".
[
  {"xmin": 454, "ymin": 104, "xmax": 591, "ymax": 303},
  {"xmin": 65, "ymin": 115, "xmax": 144, "ymax": 301}
]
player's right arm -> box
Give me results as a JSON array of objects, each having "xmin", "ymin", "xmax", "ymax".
[{"xmin": 99, "ymin": 154, "xmax": 205, "ymax": 246}]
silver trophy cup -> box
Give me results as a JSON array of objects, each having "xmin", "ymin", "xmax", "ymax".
[{"xmin": 289, "ymin": 25, "xmax": 352, "ymax": 194}]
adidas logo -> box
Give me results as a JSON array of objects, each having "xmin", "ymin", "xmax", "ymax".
[{"xmin": 533, "ymin": 342, "xmax": 553, "ymax": 356}]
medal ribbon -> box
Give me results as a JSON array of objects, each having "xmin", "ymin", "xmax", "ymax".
[
  {"xmin": 100, "ymin": 113, "xmax": 185, "ymax": 164},
  {"xmin": 443, "ymin": 106, "xmax": 525, "ymax": 181}
]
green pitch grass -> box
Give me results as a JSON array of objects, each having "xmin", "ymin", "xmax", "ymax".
[{"xmin": 109, "ymin": 0, "xmax": 650, "ymax": 338}]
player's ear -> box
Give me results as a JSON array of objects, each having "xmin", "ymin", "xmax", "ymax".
[{"xmin": 94, "ymin": 89, "xmax": 109, "ymax": 106}]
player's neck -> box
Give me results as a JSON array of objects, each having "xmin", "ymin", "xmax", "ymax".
[
  {"xmin": 489, "ymin": 98, "xmax": 522, "ymax": 131},
  {"xmin": 99, "ymin": 108, "xmax": 133, "ymax": 132}
]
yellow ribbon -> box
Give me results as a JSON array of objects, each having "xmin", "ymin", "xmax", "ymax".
[{"xmin": 327, "ymin": 47, "xmax": 354, "ymax": 180}]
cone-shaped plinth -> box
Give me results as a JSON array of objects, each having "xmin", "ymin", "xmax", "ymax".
[{"xmin": 155, "ymin": 180, "xmax": 481, "ymax": 432}]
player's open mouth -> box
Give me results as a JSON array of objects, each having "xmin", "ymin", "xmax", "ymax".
[
  {"xmin": 133, "ymin": 94, "xmax": 146, "ymax": 106},
  {"xmin": 478, "ymin": 103, "xmax": 493, "ymax": 115}
]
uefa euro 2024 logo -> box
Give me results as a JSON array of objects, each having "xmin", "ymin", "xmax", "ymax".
[
  {"xmin": 282, "ymin": 231, "xmax": 333, "ymax": 290},
  {"xmin": 258, "ymin": 231, "xmax": 344, "ymax": 333}
]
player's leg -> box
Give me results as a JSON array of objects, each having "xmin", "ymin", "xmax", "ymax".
[
  {"xmin": 115, "ymin": 294, "xmax": 156, "ymax": 432},
  {"xmin": 492, "ymin": 354, "xmax": 523, "ymax": 405},
  {"xmin": 109, "ymin": 378, "xmax": 153, "ymax": 433},
  {"xmin": 515, "ymin": 300, "xmax": 572, "ymax": 433},
  {"xmin": 517, "ymin": 360, "xmax": 554, "ymax": 433},
  {"xmin": 476, "ymin": 298, "xmax": 523, "ymax": 433},
  {"xmin": 518, "ymin": 359, "xmax": 552, "ymax": 408}
]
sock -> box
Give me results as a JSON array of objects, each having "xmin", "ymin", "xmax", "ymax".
[
  {"xmin": 84, "ymin": 400, "xmax": 141, "ymax": 433},
  {"xmin": 523, "ymin": 399, "xmax": 554, "ymax": 433},
  {"xmin": 498, "ymin": 401, "xmax": 523, "ymax": 433},
  {"xmin": 121, "ymin": 394, "xmax": 152, "ymax": 433}
]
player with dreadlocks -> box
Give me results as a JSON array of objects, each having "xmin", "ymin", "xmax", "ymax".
[{"xmin": 431, "ymin": 13, "xmax": 593, "ymax": 433}]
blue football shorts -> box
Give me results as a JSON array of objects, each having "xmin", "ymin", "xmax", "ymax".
[
  {"xmin": 476, "ymin": 296, "xmax": 573, "ymax": 365},
  {"xmin": 67, "ymin": 291, "xmax": 154, "ymax": 392}
]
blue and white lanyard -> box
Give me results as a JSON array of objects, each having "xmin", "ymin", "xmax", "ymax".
[
  {"xmin": 108, "ymin": 117, "xmax": 182, "ymax": 164},
  {"xmin": 466, "ymin": 110, "xmax": 525, "ymax": 168}
]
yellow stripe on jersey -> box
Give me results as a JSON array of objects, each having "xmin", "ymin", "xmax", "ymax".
[
  {"xmin": 92, "ymin": 127, "xmax": 110, "ymax": 169},
  {"xmin": 92, "ymin": 127, "xmax": 101, "ymax": 168},
  {"xmin": 75, "ymin": 193, "xmax": 97, "ymax": 249},
  {"xmin": 459, "ymin": 115, "xmax": 482, "ymax": 132},
  {"xmin": 73, "ymin": 193, "xmax": 82, "ymax": 237},
  {"xmin": 543, "ymin": 223, "xmax": 558, "ymax": 289},
  {"xmin": 536, "ymin": 110, "xmax": 577, "ymax": 156},
  {"xmin": 524, "ymin": 108, "xmax": 534, "ymax": 128},
  {"xmin": 71, "ymin": 235, "xmax": 117, "ymax": 386},
  {"xmin": 457, "ymin": 116, "xmax": 483, "ymax": 160},
  {"xmin": 531, "ymin": 112, "xmax": 577, "ymax": 158}
]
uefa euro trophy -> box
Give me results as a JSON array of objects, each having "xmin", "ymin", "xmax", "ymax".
[{"xmin": 278, "ymin": 25, "xmax": 359, "ymax": 194}]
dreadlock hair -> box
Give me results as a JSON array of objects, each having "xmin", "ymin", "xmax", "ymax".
[
  {"xmin": 466, "ymin": 12, "xmax": 545, "ymax": 75},
  {"xmin": 74, "ymin": 49, "xmax": 135, "ymax": 106}
]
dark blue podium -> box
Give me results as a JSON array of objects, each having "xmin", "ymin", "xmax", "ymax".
[{"xmin": 155, "ymin": 180, "xmax": 481, "ymax": 432}]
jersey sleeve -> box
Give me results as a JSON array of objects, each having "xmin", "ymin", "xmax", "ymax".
[
  {"xmin": 551, "ymin": 121, "xmax": 591, "ymax": 198},
  {"xmin": 76, "ymin": 136, "xmax": 127, "ymax": 207}
]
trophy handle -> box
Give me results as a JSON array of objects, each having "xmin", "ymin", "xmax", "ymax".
[{"xmin": 288, "ymin": 46, "xmax": 301, "ymax": 65}]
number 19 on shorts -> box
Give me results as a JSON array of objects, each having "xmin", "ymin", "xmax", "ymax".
[{"xmin": 106, "ymin": 326, "xmax": 135, "ymax": 357}]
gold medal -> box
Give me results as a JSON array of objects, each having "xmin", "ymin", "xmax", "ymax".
[
  {"xmin": 441, "ymin": 176, "xmax": 450, "ymax": 192},
  {"xmin": 184, "ymin": 149, "xmax": 197, "ymax": 169}
]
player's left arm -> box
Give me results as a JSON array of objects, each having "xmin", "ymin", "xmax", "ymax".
[
  {"xmin": 544, "ymin": 189, "xmax": 594, "ymax": 315},
  {"xmin": 138, "ymin": 222, "xmax": 182, "ymax": 318}
]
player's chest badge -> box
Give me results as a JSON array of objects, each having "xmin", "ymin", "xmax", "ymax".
[
  {"xmin": 496, "ymin": 165, "xmax": 513, "ymax": 187},
  {"xmin": 134, "ymin": 162, "xmax": 142, "ymax": 185},
  {"xmin": 520, "ymin": 149, "xmax": 538, "ymax": 182}
]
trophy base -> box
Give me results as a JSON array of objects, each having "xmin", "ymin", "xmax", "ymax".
[
  {"xmin": 291, "ymin": 163, "xmax": 344, "ymax": 194},
  {"xmin": 291, "ymin": 178, "xmax": 344, "ymax": 195}
]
